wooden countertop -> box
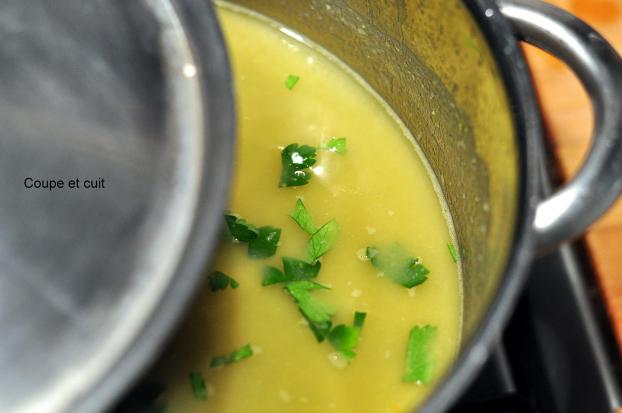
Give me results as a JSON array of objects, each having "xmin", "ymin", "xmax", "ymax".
[{"xmin": 521, "ymin": 0, "xmax": 622, "ymax": 351}]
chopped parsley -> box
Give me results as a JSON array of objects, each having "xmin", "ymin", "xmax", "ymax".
[
  {"xmin": 278, "ymin": 138, "xmax": 347, "ymax": 188},
  {"xmin": 208, "ymin": 271, "xmax": 239, "ymax": 292},
  {"xmin": 210, "ymin": 344, "xmax": 254, "ymax": 368},
  {"xmin": 366, "ymin": 246, "xmax": 379, "ymax": 261},
  {"xmin": 328, "ymin": 326, "xmax": 359, "ymax": 360},
  {"xmin": 301, "ymin": 309, "xmax": 333, "ymax": 342},
  {"xmin": 189, "ymin": 372, "xmax": 207, "ymax": 401},
  {"xmin": 321, "ymin": 137, "xmax": 347, "ymax": 155},
  {"xmin": 404, "ymin": 325, "xmax": 437, "ymax": 384},
  {"xmin": 285, "ymin": 74, "xmax": 300, "ymax": 90},
  {"xmin": 262, "ymin": 257, "xmax": 321, "ymax": 286},
  {"xmin": 283, "ymin": 256, "xmax": 321, "ymax": 279},
  {"xmin": 366, "ymin": 243, "xmax": 429, "ymax": 288},
  {"xmin": 279, "ymin": 144, "xmax": 317, "ymax": 187},
  {"xmin": 328, "ymin": 311, "xmax": 367, "ymax": 360},
  {"xmin": 447, "ymin": 242, "xmax": 461, "ymax": 263},
  {"xmin": 248, "ymin": 226, "xmax": 281, "ymax": 258},
  {"xmin": 262, "ymin": 266, "xmax": 289, "ymax": 286},
  {"xmin": 224, "ymin": 213, "xmax": 281, "ymax": 258},
  {"xmin": 306, "ymin": 219, "xmax": 339, "ymax": 262},
  {"xmin": 262, "ymin": 255, "xmax": 332, "ymax": 342},
  {"xmin": 289, "ymin": 199, "xmax": 339, "ymax": 262},
  {"xmin": 353, "ymin": 311, "xmax": 367, "ymax": 329},
  {"xmin": 290, "ymin": 198, "xmax": 317, "ymax": 234},
  {"xmin": 224, "ymin": 213, "xmax": 258, "ymax": 242},
  {"xmin": 285, "ymin": 280, "xmax": 334, "ymax": 324}
]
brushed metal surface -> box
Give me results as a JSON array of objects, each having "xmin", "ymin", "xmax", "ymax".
[{"xmin": 0, "ymin": 1, "xmax": 234, "ymax": 412}]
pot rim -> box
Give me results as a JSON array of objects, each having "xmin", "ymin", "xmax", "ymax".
[
  {"xmin": 420, "ymin": 1, "xmax": 541, "ymax": 412},
  {"xmin": 76, "ymin": 1, "xmax": 541, "ymax": 412}
]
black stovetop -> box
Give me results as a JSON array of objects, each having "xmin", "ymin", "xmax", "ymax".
[
  {"xmin": 449, "ymin": 138, "xmax": 622, "ymax": 413},
  {"xmin": 449, "ymin": 243, "xmax": 622, "ymax": 413}
]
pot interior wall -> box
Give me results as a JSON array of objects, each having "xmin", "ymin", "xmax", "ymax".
[{"xmin": 221, "ymin": 0, "xmax": 519, "ymax": 368}]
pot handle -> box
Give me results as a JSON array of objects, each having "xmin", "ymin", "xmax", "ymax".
[{"xmin": 498, "ymin": 0, "xmax": 622, "ymax": 250}]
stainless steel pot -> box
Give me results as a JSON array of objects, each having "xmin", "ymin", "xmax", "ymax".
[
  {"xmin": 210, "ymin": 1, "xmax": 621, "ymax": 412},
  {"xmin": 0, "ymin": 1, "xmax": 234, "ymax": 413},
  {"xmin": 1, "ymin": 1, "xmax": 620, "ymax": 413}
]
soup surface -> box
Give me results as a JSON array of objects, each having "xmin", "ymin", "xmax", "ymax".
[{"xmin": 143, "ymin": 4, "xmax": 462, "ymax": 413}]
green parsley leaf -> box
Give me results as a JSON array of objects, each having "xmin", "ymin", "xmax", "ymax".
[
  {"xmin": 210, "ymin": 344, "xmax": 254, "ymax": 368},
  {"xmin": 292, "ymin": 199, "xmax": 339, "ymax": 262},
  {"xmin": 447, "ymin": 242, "xmax": 461, "ymax": 263},
  {"xmin": 285, "ymin": 74, "xmax": 300, "ymax": 90},
  {"xmin": 290, "ymin": 198, "xmax": 317, "ymax": 234},
  {"xmin": 285, "ymin": 280, "xmax": 334, "ymax": 324},
  {"xmin": 261, "ymin": 257, "xmax": 320, "ymax": 286},
  {"xmin": 353, "ymin": 311, "xmax": 367, "ymax": 329},
  {"xmin": 396, "ymin": 258, "xmax": 429, "ymax": 288},
  {"xmin": 223, "ymin": 213, "xmax": 281, "ymax": 258},
  {"xmin": 229, "ymin": 343, "xmax": 254, "ymax": 363},
  {"xmin": 305, "ymin": 219, "xmax": 339, "ymax": 262},
  {"xmin": 321, "ymin": 137, "xmax": 347, "ymax": 155},
  {"xmin": 283, "ymin": 256, "xmax": 321, "ymax": 279},
  {"xmin": 328, "ymin": 325, "xmax": 359, "ymax": 360},
  {"xmin": 300, "ymin": 309, "xmax": 332, "ymax": 342},
  {"xmin": 404, "ymin": 325, "xmax": 437, "ymax": 384},
  {"xmin": 279, "ymin": 144, "xmax": 317, "ymax": 187},
  {"xmin": 188, "ymin": 372, "xmax": 207, "ymax": 401},
  {"xmin": 366, "ymin": 246, "xmax": 379, "ymax": 262},
  {"xmin": 248, "ymin": 226, "xmax": 281, "ymax": 259},
  {"xmin": 224, "ymin": 213, "xmax": 258, "ymax": 242},
  {"xmin": 208, "ymin": 271, "xmax": 239, "ymax": 292},
  {"xmin": 328, "ymin": 311, "xmax": 367, "ymax": 360},
  {"xmin": 262, "ymin": 266, "xmax": 288, "ymax": 286},
  {"xmin": 366, "ymin": 243, "xmax": 429, "ymax": 288}
]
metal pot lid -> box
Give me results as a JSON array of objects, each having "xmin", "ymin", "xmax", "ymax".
[{"xmin": 0, "ymin": 1, "xmax": 234, "ymax": 412}]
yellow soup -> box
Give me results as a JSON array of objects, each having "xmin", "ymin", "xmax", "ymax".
[{"xmin": 146, "ymin": 4, "xmax": 462, "ymax": 413}]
